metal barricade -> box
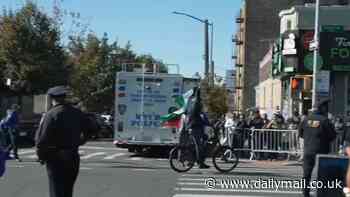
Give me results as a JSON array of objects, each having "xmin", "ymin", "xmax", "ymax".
[
  {"xmin": 250, "ymin": 129, "xmax": 301, "ymax": 160},
  {"xmin": 221, "ymin": 126, "xmax": 345, "ymax": 160},
  {"xmin": 330, "ymin": 134, "xmax": 344, "ymax": 155},
  {"xmin": 220, "ymin": 127, "xmax": 252, "ymax": 152}
]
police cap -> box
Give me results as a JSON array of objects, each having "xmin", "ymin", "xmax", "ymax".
[{"xmin": 47, "ymin": 86, "xmax": 68, "ymax": 97}]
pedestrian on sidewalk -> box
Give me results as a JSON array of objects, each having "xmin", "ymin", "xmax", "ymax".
[
  {"xmin": 298, "ymin": 100, "xmax": 336, "ymax": 197},
  {"xmin": 265, "ymin": 111, "xmax": 285, "ymax": 160},
  {"xmin": 248, "ymin": 109, "xmax": 264, "ymax": 160},
  {"xmin": 35, "ymin": 86, "xmax": 97, "ymax": 197},
  {"xmin": 0, "ymin": 104, "xmax": 21, "ymax": 161}
]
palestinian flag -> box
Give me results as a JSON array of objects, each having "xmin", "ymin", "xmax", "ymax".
[{"xmin": 160, "ymin": 89, "xmax": 194, "ymax": 128}]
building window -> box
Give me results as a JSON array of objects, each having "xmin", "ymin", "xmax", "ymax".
[
  {"xmin": 287, "ymin": 20, "xmax": 292, "ymax": 30},
  {"xmin": 338, "ymin": 0, "xmax": 348, "ymax": 5}
]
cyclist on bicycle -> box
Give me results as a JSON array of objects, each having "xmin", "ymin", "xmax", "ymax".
[{"xmin": 185, "ymin": 87, "xmax": 210, "ymax": 169}]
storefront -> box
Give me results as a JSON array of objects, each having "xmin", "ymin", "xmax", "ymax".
[{"xmin": 320, "ymin": 31, "xmax": 350, "ymax": 117}]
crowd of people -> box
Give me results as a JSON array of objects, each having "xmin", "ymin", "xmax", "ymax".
[
  {"xmin": 227, "ymin": 109, "xmax": 299, "ymax": 132},
  {"xmin": 222, "ymin": 108, "xmax": 348, "ymax": 160}
]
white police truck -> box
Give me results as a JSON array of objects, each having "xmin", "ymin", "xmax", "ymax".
[{"xmin": 113, "ymin": 71, "xmax": 198, "ymax": 153}]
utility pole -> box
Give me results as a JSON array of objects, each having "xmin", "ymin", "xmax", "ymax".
[
  {"xmin": 312, "ymin": 0, "xmax": 320, "ymax": 109},
  {"xmin": 210, "ymin": 23, "xmax": 214, "ymax": 87},
  {"xmin": 204, "ymin": 19, "xmax": 210, "ymax": 84},
  {"xmin": 172, "ymin": 12, "xmax": 213, "ymax": 86}
]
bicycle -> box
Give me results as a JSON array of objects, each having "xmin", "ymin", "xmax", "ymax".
[{"xmin": 169, "ymin": 119, "xmax": 239, "ymax": 173}]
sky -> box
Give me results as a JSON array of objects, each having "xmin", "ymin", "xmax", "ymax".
[{"xmin": 1, "ymin": 0, "xmax": 242, "ymax": 78}]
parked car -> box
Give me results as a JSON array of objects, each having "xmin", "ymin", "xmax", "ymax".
[
  {"xmin": 86, "ymin": 113, "xmax": 113, "ymax": 139},
  {"xmin": 17, "ymin": 117, "xmax": 41, "ymax": 147}
]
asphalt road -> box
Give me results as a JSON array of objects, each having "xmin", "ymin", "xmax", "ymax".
[{"xmin": 1, "ymin": 141, "xmax": 305, "ymax": 197}]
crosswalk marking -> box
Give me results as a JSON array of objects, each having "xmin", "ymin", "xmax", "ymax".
[
  {"xmin": 178, "ymin": 182, "xmax": 204, "ymax": 186},
  {"xmin": 174, "ymin": 187, "xmax": 302, "ymax": 194},
  {"xmin": 26, "ymin": 154, "xmax": 38, "ymax": 159},
  {"xmin": 179, "ymin": 178, "xmax": 205, "ymax": 181},
  {"xmin": 103, "ymin": 153, "xmax": 126, "ymax": 160},
  {"xmin": 128, "ymin": 157, "xmax": 142, "ymax": 161},
  {"xmin": 174, "ymin": 168, "xmax": 303, "ymax": 197},
  {"xmin": 173, "ymin": 195, "xmax": 266, "ymax": 197},
  {"xmin": 18, "ymin": 150, "xmax": 36, "ymax": 155},
  {"xmin": 80, "ymin": 152, "xmax": 106, "ymax": 159},
  {"xmin": 81, "ymin": 146, "xmax": 126, "ymax": 151},
  {"xmin": 180, "ymin": 168, "xmax": 300, "ymax": 177}
]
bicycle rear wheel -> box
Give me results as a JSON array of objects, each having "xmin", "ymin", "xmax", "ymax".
[
  {"xmin": 169, "ymin": 146, "xmax": 195, "ymax": 173},
  {"xmin": 212, "ymin": 146, "xmax": 239, "ymax": 173}
]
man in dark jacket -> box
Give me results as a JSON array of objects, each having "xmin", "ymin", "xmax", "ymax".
[
  {"xmin": 299, "ymin": 100, "xmax": 336, "ymax": 197},
  {"xmin": 185, "ymin": 87, "xmax": 210, "ymax": 169},
  {"xmin": 248, "ymin": 109, "xmax": 264, "ymax": 129},
  {"xmin": 35, "ymin": 86, "xmax": 97, "ymax": 197}
]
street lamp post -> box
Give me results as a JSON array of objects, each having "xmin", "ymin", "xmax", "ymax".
[
  {"xmin": 172, "ymin": 11, "xmax": 214, "ymax": 86},
  {"xmin": 312, "ymin": 0, "xmax": 320, "ymax": 109},
  {"xmin": 210, "ymin": 23, "xmax": 214, "ymax": 87}
]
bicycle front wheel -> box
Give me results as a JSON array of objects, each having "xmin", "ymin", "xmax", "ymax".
[
  {"xmin": 212, "ymin": 146, "xmax": 239, "ymax": 173},
  {"xmin": 169, "ymin": 146, "xmax": 195, "ymax": 173}
]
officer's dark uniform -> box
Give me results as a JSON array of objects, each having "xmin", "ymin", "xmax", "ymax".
[
  {"xmin": 35, "ymin": 86, "xmax": 95, "ymax": 197},
  {"xmin": 298, "ymin": 101, "xmax": 336, "ymax": 197}
]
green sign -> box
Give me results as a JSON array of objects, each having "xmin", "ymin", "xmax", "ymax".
[
  {"xmin": 320, "ymin": 32, "xmax": 350, "ymax": 71},
  {"xmin": 322, "ymin": 25, "xmax": 344, "ymax": 33},
  {"xmin": 303, "ymin": 53, "xmax": 324, "ymax": 71},
  {"xmin": 333, "ymin": 65, "xmax": 350, "ymax": 71}
]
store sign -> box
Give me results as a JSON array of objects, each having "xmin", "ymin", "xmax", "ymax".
[
  {"xmin": 282, "ymin": 33, "xmax": 297, "ymax": 55},
  {"xmin": 316, "ymin": 71, "xmax": 330, "ymax": 96},
  {"xmin": 320, "ymin": 32, "xmax": 350, "ymax": 70},
  {"xmin": 322, "ymin": 25, "xmax": 344, "ymax": 33}
]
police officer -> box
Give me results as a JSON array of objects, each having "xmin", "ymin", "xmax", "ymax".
[
  {"xmin": 35, "ymin": 86, "xmax": 95, "ymax": 197},
  {"xmin": 298, "ymin": 100, "xmax": 336, "ymax": 197}
]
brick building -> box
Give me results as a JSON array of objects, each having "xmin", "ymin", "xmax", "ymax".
[{"xmin": 234, "ymin": 0, "xmax": 350, "ymax": 112}]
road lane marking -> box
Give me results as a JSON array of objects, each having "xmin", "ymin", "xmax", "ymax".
[
  {"xmin": 103, "ymin": 153, "xmax": 126, "ymax": 160},
  {"xmin": 80, "ymin": 152, "xmax": 106, "ymax": 159}
]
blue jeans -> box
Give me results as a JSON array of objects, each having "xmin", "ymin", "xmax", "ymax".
[{"xmin": 0, "ymin": 128, "xmax": 17, "ymax": 156}]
